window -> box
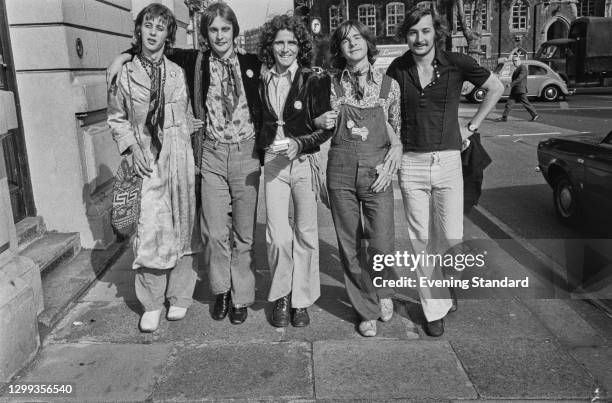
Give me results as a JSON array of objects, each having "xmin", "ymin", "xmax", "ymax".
[
  {"xmin": 329, "ymin": 6, "xmax": 342, "ymax": 31},
  {"xmin": 578, "ymin": 0, "xmax": 595, "ymax": 16},
  {"xmin": 463, "ymin": 1, "xmax": 488, "ymax": 31},
  {"xmin": 511, "ymin": 0, "xmax": 529, "ymax": 31},
  {"xmin": 386, "ymin": 2, "xmax": 404, "ymax": 36},
  {"xmin": 528, "ymin": 65, "xmax": 548, "ymax": 75},
  {"xmin": 358, "ymin": 4, "xmax": 376, "ymax": 35}
]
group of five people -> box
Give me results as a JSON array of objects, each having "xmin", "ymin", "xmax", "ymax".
[{"xmin": 107, "ymin": 1, "xmax": 503, "ymax": 338}]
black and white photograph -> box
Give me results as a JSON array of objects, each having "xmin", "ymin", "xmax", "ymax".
[{"xmin": 1, "ymin": 0, "xmax": 612, "ymax": 401}]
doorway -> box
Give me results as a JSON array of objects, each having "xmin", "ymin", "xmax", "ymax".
[
  {"xmin": 546, "ymin": 19, "xmax": 569, "ymax": 41},
  {"xmin": 0, "ymin": 1, "xmax": 35, "ymax": 222}
]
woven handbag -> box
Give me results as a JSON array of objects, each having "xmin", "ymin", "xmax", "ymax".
[{"xmin": 111, "ymin": 66, "xmax": 145, "ymax": 238}]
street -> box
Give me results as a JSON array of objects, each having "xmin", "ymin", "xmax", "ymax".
[{"xmin": 462, "ymin": 94, "xmax": 612, "ymax": 271}]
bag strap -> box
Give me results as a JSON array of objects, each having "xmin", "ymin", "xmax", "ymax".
[
  {"xmin": 378, "ymin": 74, "xmax": 392, "ymax": 100},
  {"xmin": 332, "ymin": 75, "xmax": 345, "ymax": 98}
]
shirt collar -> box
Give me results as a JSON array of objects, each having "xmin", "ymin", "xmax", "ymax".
[
  {"xmin": 341, "ymin": 63, "xmax": 378, "ymax": 84},
  {"xmin": 269, "ymin": 60, "xmax": 299, "ymax": 82}
]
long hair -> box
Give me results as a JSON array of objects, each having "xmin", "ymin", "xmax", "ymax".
[
  {"xmin": 398, "ymin": 3, "xmax": 449, "ymax": 42},
  {"xmin": 329, "ymin": 20, "xmax": 378, "ymax": 70},
  {"xmin": 258, "ymin": 14, "xmax": 312, "ymax": 68},
  {"xmin": 131, "ymin": 3, "xmax": 177, "ymax": 55},
  {"xmin": 200, "ymin": 2, "xmax": 240, "ymax": 40}
]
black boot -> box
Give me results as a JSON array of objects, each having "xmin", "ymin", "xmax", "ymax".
[
  {"xmin": 271, "ymin": 295, "xmax": 291, "ymax": 327},
  {"xmin": 212, "ymin": 291, "xmax": 230, "ymax": 320}
]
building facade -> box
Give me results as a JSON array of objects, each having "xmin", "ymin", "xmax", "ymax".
[
  {"xmin": 300, "ymin": 0, "xmax": 609, "ymax": 60},
  {"xmin": 0, "ymin": 0, "xmax": 192, "ymax": 382}
]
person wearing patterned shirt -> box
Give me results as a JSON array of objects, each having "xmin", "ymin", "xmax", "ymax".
[
  {"xmin": 314, "ymin": 20, "xmax": 402, "ymax": 337},
  {"xmin": 386, "ymin": 4, "xmax": 503, "ymax": 337},
  {"xmin": 107, "ymin": 2, "xmax": 263, "ymax": 325}
]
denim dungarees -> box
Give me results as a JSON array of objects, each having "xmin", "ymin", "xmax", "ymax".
[{"xmin": 327, "ymin": 75, "xmax": 397, "ymax": 321}]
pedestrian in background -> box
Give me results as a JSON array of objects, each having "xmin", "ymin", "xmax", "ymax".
[
  {"xmin": 386, "ymin": 4, "xmax": 504, "ymax": 337},
  {"xmin": 108, "ymin": 2, "xmax": 263, "ymax": 325},
  {"xmin": 257, "ymin": 14, "xmax": 333, "ymax": 328},
  {"xmin": 315, "ymin": 20, "xmax": 403, "ymax": 337},
  {"xmin": 496, "ymin": 54, "xmax": 539, "ymax": 122},
  {"xmin": 107, "ymin": 3, "xmax": 202, "ymax": 333}
]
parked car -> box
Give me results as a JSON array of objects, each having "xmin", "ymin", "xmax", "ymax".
[
  {"xmin": 537, "ymin": 130, "xmax": 612, "ymax": 226},
  {"xmin": 462, "ymin": 59, "xmax": 571, "ymax": 103}
]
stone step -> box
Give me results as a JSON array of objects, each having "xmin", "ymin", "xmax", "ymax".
[
  {"xmin": 37, "ymin": 241, "xmax": 127, "ymax": 339},
  {"xmin": 21, "ymin": 232, "xmax": 81, "ymax": 275},
  {"xmin": 16, "ymin": 216, "xmax": 46, "ymax": 251}
]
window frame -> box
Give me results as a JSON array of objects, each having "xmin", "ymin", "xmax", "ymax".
[
  {"xmin": 358, "ymin": 4, "xmax": 377, "ymax": 36},
  {"xmin": 329, "ymin": 5, "xmax": 341, "ymax": 31},
  {"xmin": 510, "ymin": 0, "xmax": 529, "ymax": 32},
  {"xmin": 386, "ymin": 2, "xmax": 405, "ymax": 37},
  {"xmin": 463, "ymin": 1, "xmax": 488, "ymax": 31}
]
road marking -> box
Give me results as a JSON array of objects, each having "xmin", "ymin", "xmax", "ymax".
[{"xmin": 496, "ymin": 132, "xmax": 561, "ymax": 137}]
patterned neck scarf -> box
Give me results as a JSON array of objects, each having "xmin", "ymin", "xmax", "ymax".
[
  {"xmin": 137, "ymin": 54, "xmax": 165, "ymax": 159},
  {"xmin": 347, "ymin": 68, "xmax": 368, "ymax": 101},
  {"xmin": 211, "ymin": 52, "xmax": 242, "ymax": 122}
]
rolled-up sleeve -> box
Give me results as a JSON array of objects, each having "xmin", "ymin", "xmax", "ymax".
[{"xmin": 107, "ymin": 69, "xmax": 137, "ymax": 155}]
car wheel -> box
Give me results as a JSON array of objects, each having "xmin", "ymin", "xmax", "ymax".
[
  {"xmin": 553, "ymin": 174, "xmax": 581, "ymax": 225},
  {"xmin": 471, "ymin": 88, "xmax": 487, "ymax": 103},
  {"xmin": 542, "ymin": 85, "xmax": 560, "ymax": 102}
]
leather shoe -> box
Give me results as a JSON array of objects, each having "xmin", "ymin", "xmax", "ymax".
[
  {"xmin": 449, "ymin": 288, "xmax": 458, "ymax": 313},
  {"xmin": 291, "ymin": 308, "xmax": 310, "ymax": 327},
  {"xmin": 212, "ymin": 291, "xmax": 230, "ymax": 321},
  {"xmin": 425, "ymin": 318, "xmax": 445, "ymax": 337},
  {"xmin": 229, "ymin": 306, "xmax": 248, "ymax": 324},
  {"xmin": 271, "ymin": 295, "xmax": 290, "ymax": 327},
  {"xmin": 530, "ymin": 114, "xmax": 540, "ymax": 121}
]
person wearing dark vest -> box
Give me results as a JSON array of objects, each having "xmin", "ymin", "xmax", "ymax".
[
  {"xmin": 257, "ymin": 15, "xmax": 332, "ymax": 328},
  {"xmin": 314, "ymin": 20, "xmax": 403, "ymax": 337},
  {"xmin": 386, "ymin": 4, "xmax": 503, "ymax": 337},
  {"xmin": 107, "ymin": 2, "xmax": 263, "ymax": 325},
  {"xmin": 496, "ymin": 54, "xmax": 539, "ymax": 122}
]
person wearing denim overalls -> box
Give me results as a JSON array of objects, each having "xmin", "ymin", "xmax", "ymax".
[{"xmin": 317, "ymin": 21, "xmax": 403, "ymax": 337}]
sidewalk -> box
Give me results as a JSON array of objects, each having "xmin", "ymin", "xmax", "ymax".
[{"xmin": 2, "ymin": 180, "xmax": 612, "ymax": 402}]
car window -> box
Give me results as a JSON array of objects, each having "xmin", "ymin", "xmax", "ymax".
[
  {"xmin": 538, "ymin": 45, "xmax": 558, "ymax": 59},
  {"xmin": 528, "ymin": 65, "xmax": 548, "ymax": 76},
  {"xmin": 499, "ymin": 63, "xmax": 513, "ymax": 78}
]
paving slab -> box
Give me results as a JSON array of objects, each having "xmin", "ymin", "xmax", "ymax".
[
  {"xmin": 521, "ymin": 299, "xmax": 605, "ymax": 347},
  {"xmin": 313, "ymin": 340, "xmax": 477, "ymax": 400},
  {"xmin": 569, "ymin": 347, "xmax": 612, "ymax": 396},
  {"xmin": 151, "ymin": 342, "xmax": 312, "ymax": 400},
  {"xmin": 81, "ymin": 265, "xmax": 137, "ymax": 302},
  {"xmin": 4, "ymin": 343, "xmax": 170, "ymax": 402},
  {"xmin": 441, "ymin": 299, "xmax": 554, "ymax": 340},
  {"xmin": 450, "ymin": 338, "xmax": 594, "ymax": 400},
  {"xmin": 47, "ymin": 301, "xmax": 284, "ymax": 345}
]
